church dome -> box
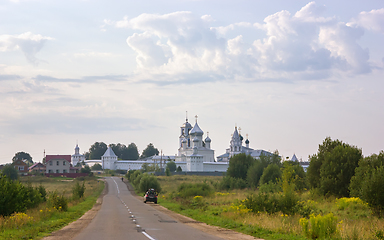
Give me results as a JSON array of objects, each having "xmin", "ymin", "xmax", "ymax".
[
  {"xmin": 245, "ymin": 139, "xmax": 249, "ymax": 144},
  {"xmin": 182, "ymin": 121, "xmax": 192, "ymax": 128},
  {"xmin": 205, "ymin": 136, "xmax": 211, "ymax": 142},
  {"xmin": 193, "ymin": 136, "xmax": 199, "ymax": 142},
  {"xmin": 182, "ymin": 138, "xmax": 187, "ymax": 143},
  {"xmin": 190, "ymin": 122, "xmax": 204, "ymax": 136}
]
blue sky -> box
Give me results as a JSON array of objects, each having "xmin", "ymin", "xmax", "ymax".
[{"xmin": 1, "ymin": 0, "xmax": 383, "ymax": 163}]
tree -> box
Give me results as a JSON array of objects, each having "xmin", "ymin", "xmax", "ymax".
[
  {"xmin": 140, "ymin": 143, "xmax": 159, "ymax": 159},
  {"xmin": 308, "ymin": 137, "xmax": 362, "ymax": 197},
  {"xmin": 12, "ymin": 152, "xmax": 33, "ymax": 165},
  {"xmin": 350, "ymin": 151, "xmax": 384, "ymax": 215},
  {"xmin": 80, "ymin": 165, "xmax": 91, "ymax": 174},
  {"xmin": 176, "ymin": 166, "xmax": 182, "ymax": 172},
  {"xmin": 91, "ymin": 163, "xmax": 103, "ymax": 170},
  {"xmin": 282, "ymin": 161, "xmax": 307, "ymax": 191},
  {"xmin": 307, "ymin": 137, "xmax": 342, "ymax": 189},
  {"xmin": 126, "ymin": 143, "xmax": 139, "ymax": 160},
  {"xmin": 166, "ymin": 161, "xmax": 177, "ymax": 172},
  {"xmin": 87, "ymin": 142, "xmax": 108, "ymax": 159},
  {"xmin": 1, "ymin": 164, "xmax": 19, "ymax": 180},
  {"xmin": 227, "ymin": 153, "xmax": 254, "ymax": 180},
  {"xmin": 360, "ymin": 165, "xmax": 384, "ymax": 216},
  {"xmin": 260, "ymin": 164, "xmax": 282, "ymax": 185},
  {"xmin": 247, "ymin": 157, "xmax": 269, "ymax": 188}
]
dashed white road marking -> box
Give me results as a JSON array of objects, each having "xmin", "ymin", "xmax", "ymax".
[{"xmin": 111, "ymin": 177, "xmax": 157, "ymax": 240}]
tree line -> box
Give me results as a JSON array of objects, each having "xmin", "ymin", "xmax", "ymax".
[
  {"xmin": 224, "ymin": 137, "xmax": 384, "ymax": 216},
  {"xmin": 84, "ymin": 142, "xmax": 159, "ymax": 160},
  {"xmin": 9, "ymin": 142, "xmax": 160, "ymax": 164}
]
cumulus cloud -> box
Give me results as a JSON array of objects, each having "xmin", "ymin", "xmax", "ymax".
[
  {"xmin": 0, "ymin": 32, "xmax": 53, "ymax": 66},
  {"xmin": 106, "ymin": 2, "xmax": 376, "ymax": 84},
  {"xmin": 349, "ymin": 8, "xmax": 384, "ymax": 33}
]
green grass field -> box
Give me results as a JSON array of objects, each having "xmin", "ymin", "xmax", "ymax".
[
  {"xmin": 154, "ymin": 175, "xmax": 384, "ymax": 240},
  {"xmin": 0, "ymin": 175, "xmax": 104, "ymax": 240}
]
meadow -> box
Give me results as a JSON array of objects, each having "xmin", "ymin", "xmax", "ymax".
[
  {"xmin": 0, "ymin": 175, "xmax": 104, "ymax": 239},
  {"xmin": 154, "ymin": 175, "xmax": 384, "ymax": 240}
]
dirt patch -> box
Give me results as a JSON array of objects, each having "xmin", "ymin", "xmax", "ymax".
[
  {"xmin": 123, "ymin": 180, "xmax": 262, "ymax": 240},
  {"xmin": 41, "ymin": 179, "xmax": 108, "ymax": 240}
]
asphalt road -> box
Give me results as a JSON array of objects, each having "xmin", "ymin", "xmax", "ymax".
[{"xmin": 73, "ymin": 177, "xmax": 224, "ymax": 240}]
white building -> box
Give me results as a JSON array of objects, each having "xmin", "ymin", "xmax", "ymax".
[
  {"xmin": 217, "ymin": 126, "xmax": 274, "ymax": 162},
  {"xmin": 82, "ymin": 115, "xmax": 228, "ymax": 172},
  {"xmin": 71, "ymin": 144, "xmax": 85, "ymax": 167}
]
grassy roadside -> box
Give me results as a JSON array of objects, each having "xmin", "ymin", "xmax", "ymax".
[
  {"xmin": 0, "ymin": 176, "xmax": 105, "ymax": 240},
  {"xmin": 137, "ymin": 175, "xmax": 384, "ymax": 240},
  {"xmin": 158, "ymin": 193, "xmax": 306, "ymax": 240}
]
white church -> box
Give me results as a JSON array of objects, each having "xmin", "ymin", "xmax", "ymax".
[{"xmin": 79, "ymin": 115, "xmax": 276, "ymax": 172}]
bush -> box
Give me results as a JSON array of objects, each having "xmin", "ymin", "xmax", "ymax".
[
  {"xmin": 47, "ymin": 191, "xmax": 68, "ymax": 211},
  {"xmin": 177, "ymin": 182, "xmax": 213, "ymax": 198},
  {"xmin": 1, "ymin": 165, "xmax": 18, "ymax": 180},
  {"xmin": 218, "ymin": 176, "xmax": 247, "ymax": 190},
  {"xmin": 72, "ymin": 181, "xmax": 86, "ymax": 199},
  {"xmin": 259, "ymin": 182, "xmax": 281, "ymax": 193},
  {"xmin": 244, "ymin": 191, "xmax": 300, "ymax": 215},
  {"xmin": 166, "ymin": 161, "xmax": 177, "ymax": 172},
  {"xmin": 260, "ymin": 164, "xmax": 281, "ymax": 185},
  {"xmin": 165, "ymin": 167, "xmax": 171, "ymax": 176},
  {"xmin": 0, "ymin": 177, "xmax": 45, "ymax": 216},
  {"xmin": 139, "ymin": 174, "xmax": 161, "ymax": 193},
  {"xmin": 176, "ymin": 166, "xmax": 182, "ymax": 172},
  {"xmin": 300, "ymin": 213, "xmax": 338, "ymax": 239},
  {"xmin": 91, "ymin": 163, "xmax": 103, "ymax": 170}
]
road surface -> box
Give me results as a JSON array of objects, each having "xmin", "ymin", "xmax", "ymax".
[{"xmin": 73, "ymin": 177, "xmax": 225, "ymax": 240}]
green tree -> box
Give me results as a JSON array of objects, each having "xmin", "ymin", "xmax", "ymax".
[
  {"xmin": 1, "ymin": 164, "xmax": 19, "ymax": 180},
  {"xmin": 140, "ymin": 143, "xmax": 159, "ymax": 159},
  {"xmin": 350, "ymin": 151, "xmax": 384, "ymax": 215},
  {"xmin": 176, "ymin": 166, "xmax": 182, "ymax": 172},
  {"xmin": 80, "ymin": 165, "xmax": 92, "ymax": 174},
  {"xmin": 12, "ymin": 152, "xmax": 33, "ymax": 165},
  {"xmin": 247, "ymin": 157, "xmax": 269, "ymax": 188},
  {"xmin": 360, "ymin": 165, "xmax": 384, "ymax": 216},
  {"xmin": 307, "ymin": 137, "xmax": 342, "ymax": 189},
  {"xmin": 126, "ymin": 143, "xmax": 139, "ymax": 160},
  {"xmin": 260, "ymin": 164, "xmax": 282, "ymax": 185},
  {"xmin": 350, "ymin": 151, "xmax": 384, "ymax": 197},
  {"xmin": 227, "ymin": 153, "xmax": 254, "ymax": 180},
  {"xmin": 91, "ymin": 163, "xmax": 103, "ymax": 170},
  {"xmin": 166, "ymin": 161, "xmax": 177, "ymax": 172},
  {"xmin": 308, "ymin": 137, "xmax": 362, "ymax": 197},
  {"xmin": 282, "ymin": 161, "xmax": 307, "ymax": 191},
  {"xmin": 87, "ymin": 142, "xmax": 107, "ymax": 159}
]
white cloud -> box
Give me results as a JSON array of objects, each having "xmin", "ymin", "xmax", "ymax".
[
  {"xmin": 106, "ymin": 2, "xmax": 377, "ymax": 84},
  {"xmin": 0, "ymin": 32, "xmax": 53, "ymax": 66},
  {"xmin": 349, "ymin": 8, "xmax": 384, "ymax": 33}
]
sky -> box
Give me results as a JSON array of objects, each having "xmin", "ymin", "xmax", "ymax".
[{"xmin": 0, "ymin": 0, "xmax": 383, "ymax": 164}]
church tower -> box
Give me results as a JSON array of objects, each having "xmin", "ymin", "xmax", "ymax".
[{"xmin": 230, "ymin": 126, "xmax": 242, "ymax": 157}]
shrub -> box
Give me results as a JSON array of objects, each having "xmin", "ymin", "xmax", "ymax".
[
  {"xmin": 165, "ymin": 167, "xmax": 171, "ymax": 176},
  {"xmin": 360, "ymin": 166, "xmax": 384, "ymax": 216},
  {"xmin": 259, "ymin": 182, "xmax": 281, "ymax": 193},
  {"xmin": 260, "ymin": 164, "xmax": 282, "ymax": 185},
  {"xmin": 300, "ymin": 213, "xmax": 338, "ymax": 239},
  {"xmin": 139, "ymin": 174, "xmax": 161, "ymax": 193},
  {"xmin": 177, "ymin": 182, "xmax": 213, "ymax": 198},
  {"xmin": 72, "ymin": 181, "xmax": 86, "ymax": 199},
  {"xmin": 0, "ymin": 177, "xmax": 45, "ymax": 216},
  {"xmin": 218, "ymin": 176, "xmax": 247, "ymax": 190},
  {"xmin": 47, "ymin": 191, "xmax": 68, "ymax": 211},
  {"xmin": 176, "ymin": 166, "xmax": 182, "ymax": 172},
  {"xmin": 166, "ymin": 161, "xmax": 177, "ymax": 172}
]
